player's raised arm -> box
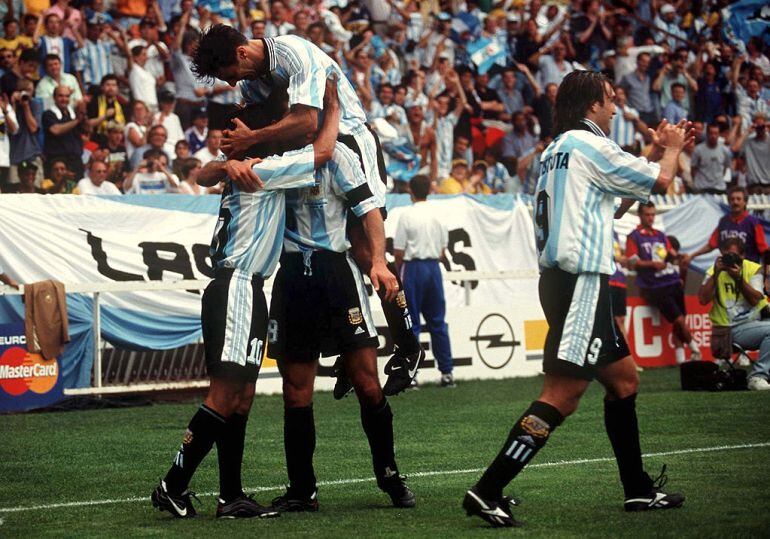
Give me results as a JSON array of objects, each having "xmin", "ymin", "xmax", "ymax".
[{"xmin": 311, "ymin": 77, "xmax": 341, "ymax": 168}]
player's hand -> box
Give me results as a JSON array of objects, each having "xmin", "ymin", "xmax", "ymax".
[
  {"xmin": 714, "ymin": 256, "xmax": 725, "ymax": 274},
  {"xmin": 222, "ymin": 118, "xmax": 255, "ymax": 160},
  {"xmin": 224, "ymin": 157, "xmax": 264, "ymax": 192},
  {"xmin": 370, "ymin": 261, "xmax": 398, "ymax": 302}
]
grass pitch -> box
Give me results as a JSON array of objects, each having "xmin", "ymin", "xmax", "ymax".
[{"xmin": 1, "ymin": 368, "xmax": 769, "ymax": 538}]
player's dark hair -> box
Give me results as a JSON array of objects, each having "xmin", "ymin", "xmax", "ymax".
[
  {"xmin": 721, "ymin": 237, "xmax": 745, "ymax": 254},
  {"xmin": 409, "ymin": 174, "xmax": 431, "ymax": 201},
  {"xmin": 192, "ymin": 24, "xmax": 248, "ymax": 80},
  {"xmin": 553, "ymin": 70, "xmax": 611, "ymax": 137}
]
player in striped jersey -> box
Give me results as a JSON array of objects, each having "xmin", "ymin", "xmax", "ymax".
[
  {"xmin": 191, "ymin": 25, "xmax": 425, "ymax": 397},
  {"xmin": 464, "ymin": 71, "xmax": 688, "ymax": 527},
  {"xmin": 151, "ymin": 79, "xmax": 341, "ymax": 522}
]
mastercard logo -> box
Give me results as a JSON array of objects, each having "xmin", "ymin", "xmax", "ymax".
[{"xmin": 0, "ymin": 347, "xmax": 59, "ymax": 396}]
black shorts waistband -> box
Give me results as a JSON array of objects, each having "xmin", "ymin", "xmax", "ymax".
[{"xmin": 214, "ymin": 267, "xmax": 265, "ymax": 285}]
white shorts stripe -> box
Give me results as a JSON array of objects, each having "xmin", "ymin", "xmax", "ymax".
[
  {"xmin": 221, "ymin": 272, "xmax": 253, "ymax": 365},
  {"xmin": 345, "ymin": 253, "xmax": 378, "ymax": 338},
  {"xmin": 558, "ymin": 273, "xmax": 601, "ymax": 366}
]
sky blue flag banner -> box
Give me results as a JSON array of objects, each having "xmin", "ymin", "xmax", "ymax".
[
  {"xmin": 451, "ymin": 12, "xmax": 481, "ymax": 44},
  {"xmin": 722, "ymin": 0, "xmax": 770, "ymax": 52},
  {"xmin": 467, "ymin": 37, "xmax": 506, "ymax": 75}
]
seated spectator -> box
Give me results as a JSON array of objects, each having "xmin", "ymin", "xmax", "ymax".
[
  {"xmin": 127, "ymin": 45, "xmax": 159, "ymax": 113},
  {"xmin": 698, "ymin": 238, "xmax": 770, "ymax": 391},
  {"xmin": 34, "ymin": 53, "xmax": 82, "ymax": 110},
  {"xmin": 124, "ymin": 148, "xmax": 179, "ymax": 194},
  {"xmin": 0, "ymin": 18, "xmax": 33, "ymax": 56},
  {"xmin": 184, "ymin": 108, "xmax": 208, "ymax": 154},
  {"xmin": 16, "ymin": 159, "xmax": 40, "ymax": 193},
  {"xmin": 152, "ymin": 90, "xmax": 184, "ymax": 146},
  {"xmin": 1, "ymin": 47, "xmax": 38, "ymax": 98},
  {"xmin": 172, "ymin": 139, "xmax": 190, "ymax": 177},
  {"xmin": 691, "ymin": 123, "xmax": 732, "ymax": 194},
  {"xmin": 129, "ymin": 124, "xmax": 173, "ymax": 170},
  {"xmin": 42, "ymin": 84, "xmax": 84, "ymax": 178},
  {"xmin": 368, "ymin": 83, "xmax": 407, "ymax": 129},
  {"xmin": 501, "ymin": 111, "xmax": 536, "ymax": 169},
  {"xmin": 124, "ymin": 100, "xmax": 149, "ymax": 160},
  {"xmin": 176, "ymin": 157, "xmax": 212, "ymax": 195},
  {"xmin": 35, "ymin": 13, "xmax": 78, "ymax": 74},
  {"xmin": 731, "ymin": 113, "xmax": 770, "ymax": 195},
  {"xmin": 86, "ymin": 74, "xmax": 125, "ymax": 143},
  {"xmin": 684, "ymin": 186, "xmax": 768, "ymax": 264},
  {"xmin": 99, "ymin": 121, "xmax": 128, "ymax": 186},
  {"xmin": 483, "ymin": 148, "xmax": 514, "ymax": 193},
  {"xmin": 439, "ymin": 159, "xmax": 491, "ymax": 194},
  {"xmin": 41, "ymin": 157, "xmax": 79, "ymax": 193},
  {"xmin": 77, "ymin": 159, "xmax": 121, "ymax": 195},
  {"xmin": 661, "ymin": 82, "xmax": 688, "ymax": 125},
  {"xmin": 193, "ymin": 129, "xmax": 224, "ymax": 165}
]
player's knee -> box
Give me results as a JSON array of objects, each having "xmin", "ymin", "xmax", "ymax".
[
  {"xmin": 235, "ymin": 383, "xmax": 256, "ymax": 415},
  {"xmin": 282, "ymin": 380, "xmax": 313, "ymax": 408},
  {"xmin": 606, "ymin": 372, "xmax": 639, "ymax": 400},
  {"xmin": 355, "ymin": 381, "xmax": 384, "ymax": 407},
  {"xmin": 206, "ymin": 378, "xmax": 244, "ymax": 417}
]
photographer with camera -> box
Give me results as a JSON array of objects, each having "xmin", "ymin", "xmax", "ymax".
[
  {"xmin": 627, "ymin": 201, "xmax": 702, "ymax": 364},
  {"xmin": 8, "ymin": 78, "xmax": 43, "ymax": 190},
  {"xmin": 698, "ymin": 237, "xmax": 770, "ymax": 391},
  {"xmin": 123, "ymin": 148, "xmax": 179, "ymax": 194}
]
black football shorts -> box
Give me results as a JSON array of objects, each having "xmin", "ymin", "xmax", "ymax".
[
  {"xmin": 539, "ymin": 268, "xmax": 630, "ymax": 381},
  {"xmin": 201, "ymin": 269, "xmax": 267, "ymax": 383},
  {"xmin": 268, "ymin": 251, "xmax": 379, "ymax": 363}
]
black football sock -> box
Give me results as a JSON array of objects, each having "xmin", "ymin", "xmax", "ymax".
[
  {"xmin": 381, "ymin": 262, "xmax": 421, "ymax": 356},
  {"xmin": 360, "ymin": 398, "xmax": 397, "ymax": 480},
  {"xmin": 475, "ymin": 401, "xmax": 564, "ymax": 500},
  {"xmin": 284, "ymin": 405, "xmax": 317, "ymax": 497},
  {"xmin": 604, "ymin": 394, "xmax": 652, "ymax": 498},
  {"xmin": 164, "ymin": 404, "xmax": 226, "ymax": 495},
  {"xmin": 217, "ymin": 412, "xmax": 248, "ymax": 502}
]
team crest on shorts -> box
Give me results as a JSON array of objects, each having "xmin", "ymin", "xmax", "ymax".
[
  {"xmin": 520, "ymin": 414, "xmax": 550, "ymax": 438},
  {"xmin": 396, "ymin": 291, "xmax": 407, "ymax": 309},
  {"xmin": 348, "ymin": 307, "xmax": 363, "ymax": 325}
]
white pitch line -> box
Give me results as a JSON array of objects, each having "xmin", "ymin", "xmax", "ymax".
[{"xmin": 1, "ymin": 441, "xmax": 768, "ymax": 514}]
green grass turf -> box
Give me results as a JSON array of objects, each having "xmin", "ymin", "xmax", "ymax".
[{"xmin": 1, "ymin": 367, "xmax": 769, "ymax": 538}]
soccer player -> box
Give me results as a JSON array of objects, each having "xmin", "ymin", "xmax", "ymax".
[
  {"xmin": 191, "ymin": 25, "xmax": 424, "ymax": 397},
  {"xmin": 463, "ymin": 71, "xmax": 688, "ymax": 527},
  {"xmin": 264, "ymin": 100, "xmax": 415, "ymax": 513},
  {"xmin": 150, "ymin": 78, "xmax": 342, "ymax": 520}
]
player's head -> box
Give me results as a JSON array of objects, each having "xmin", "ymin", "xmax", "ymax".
[
  {"xmin": 409, "ymin": 174, "xmax": 431, "ymax": 201},
  {"xmin": 554, "ymin": 70, "xmax": 614, "ymax": 137},
  {"xmin": 637, "ymin": 201, "xmax": 656, "ymax": 228},
  {"xmin": 192, "ymin": 24, "xmax": 252, "ymax": 86},
  {"xmin": 727, "ymin": 185, "xmax": 748, "ymax": 214},
  {"xmin": 225, "ymin": 91, "xmax": 288, "ymax": 158}
]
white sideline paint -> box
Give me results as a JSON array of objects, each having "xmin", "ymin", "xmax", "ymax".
[{"xmin": 1, "ymin": 442, "xmax": 768, "ymax": 514}]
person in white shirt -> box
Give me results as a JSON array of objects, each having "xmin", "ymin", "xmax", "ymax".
[
  {"xmin": 0, "ymin": 94, "xmax": 19, "ymax": 172},
  {"xmin": 152, "ymin": 91, "xmax": 185, "ymax": 146},
  {"xmin": 393, "ymin": 174, "xmax": 454, "ymax": 387},
  {"xmin": 124, "ymin": 149, "xmax": 179, "ymax": 194},
  {"xmin": 127, "ymin": 45, "xmax": 159, "ymax": 112},
  {"xmin": 193, "ymin": 129, "xmax": 224, "ymax": 165},
  {"xmin": 175, "ymin": 157, "xmax": 214, "ymax": 195},
  {"xmin": 77, "ymin": 160, "xmax": 122, "ymax": 195}
]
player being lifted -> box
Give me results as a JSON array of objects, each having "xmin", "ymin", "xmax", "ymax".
[
  {"xmin": 191, "ymin": 25, "xmax": 425, "ymax": 397},
  {"xmin": 464, "ymin": 71, "xmax": 688, "ymax": 527},
  {"xmin": 151, "ymin": 78, "xmax": 341, "ymax": 520}
]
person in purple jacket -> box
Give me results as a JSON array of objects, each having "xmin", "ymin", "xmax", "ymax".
[
  {"xmin": 683, "ymin": 186, "xmax": 769, "ymax": 265},
  {"xmin": 626, "ymin": 201, "xmax": 702, "ymax": 364}
]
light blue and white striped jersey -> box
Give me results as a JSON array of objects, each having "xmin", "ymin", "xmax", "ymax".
[
  {"xmin": 534, "ymin": 119, "xmax": 659, "ymax": 275},
  {"xmin": 284, "ymin": 142, "xmax": 379, "ymax": 253},
  {"xmin": 76, "ymin": 39, "xmax": 112, "ymax": 87},
  {"xmin": 211, "ymin": 146, "xmax": 316, "ymax": 277},
  {"xmin": 610, "ymin": 104, "xmax": 640, "ymax": 148},
  {"xmin": 239, "ymin": 36, "xmax": 367, "ymax": 136},
  {"xmin": 435, "ymin": 112, "xmax": 458, "ymax": 180}
]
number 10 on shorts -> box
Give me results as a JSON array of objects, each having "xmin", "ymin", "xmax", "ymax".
[{"xmin": 247, "ymin": 338, "xmax": 264, "ymax": 367}]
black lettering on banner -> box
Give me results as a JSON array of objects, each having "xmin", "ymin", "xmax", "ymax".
[
  {"xmin": 442, "ymin": 228, "xmax": 478, "ymax": 290},
  {"xmin": 81, "ymin": 229, "xmax": 144, "ymax": 281},
  {"xmin": 139, "ymin": 242, "xmax": 196, "ymax": 282},
  {"xmin": 192, "ymin": 244, "xmax": 215, "ymax": 278},
  {"xmin": 535, "ymin": 191, "xmax": 550, "ymax": 252}
]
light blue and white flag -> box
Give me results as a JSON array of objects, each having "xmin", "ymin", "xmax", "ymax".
[
  {"xmin": 722, "ymin": 0, "xmax": 770, "ymax": 54},
  {"xmin": 467, "ymin": 37, "xmax": 506, "ymax": 75},
  {"xmin": 451, "ymin": 12, "xmax": 481, "ymax": 44}
]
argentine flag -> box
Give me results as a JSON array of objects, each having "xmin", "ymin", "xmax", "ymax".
[
  {"xmin": 467, "ymin": 37, "xmax": 506, "ymax": 75},
  {"xmin": 722, "ymin": 0, "xmax": 770, "ymax": 54},
  {"xmin": 451, "ymin": 13, "xmax": 481, "ymax": 44}
]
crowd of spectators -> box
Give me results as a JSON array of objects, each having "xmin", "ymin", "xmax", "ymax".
[{"xmin": 0, "ymin": 0, "xmax": 767, "ymax": 196}]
